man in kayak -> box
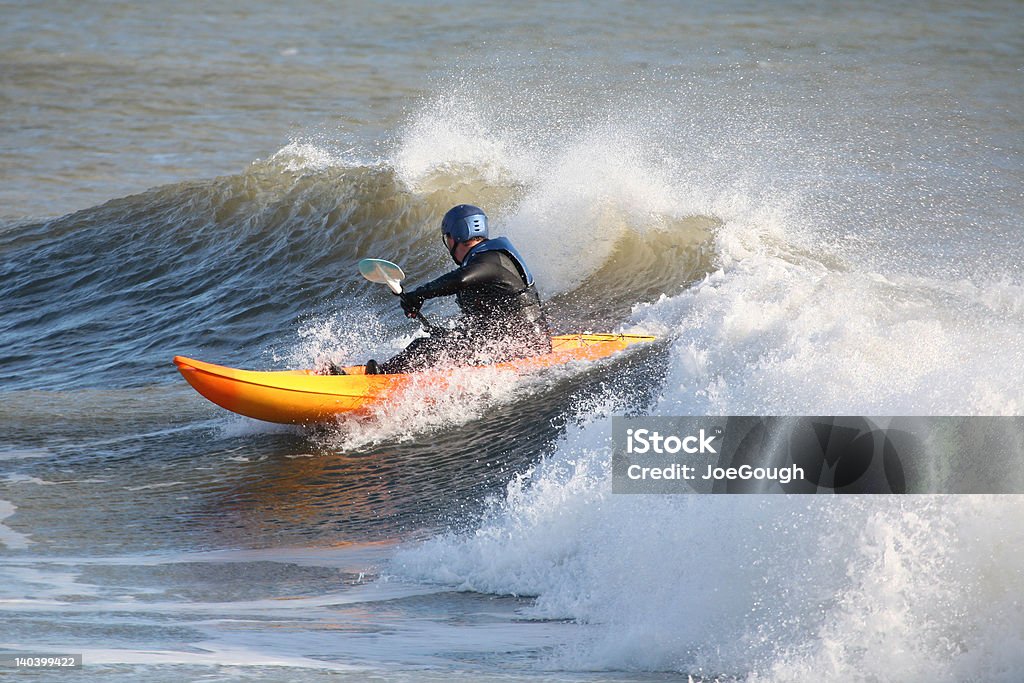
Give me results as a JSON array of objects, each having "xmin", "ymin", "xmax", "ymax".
[{"xmin": 367, "ymin": 204, "xmax": 551, "ymax": 375}]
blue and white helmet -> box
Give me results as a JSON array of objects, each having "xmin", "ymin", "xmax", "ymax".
[{"xmin": 440, "ymin": 204, "xmax": 488, "ymax": 243}]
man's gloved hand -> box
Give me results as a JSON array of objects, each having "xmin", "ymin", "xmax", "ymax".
[{"xmin": 399, "ymin": 291, "xmax": 425, "ymax": 319}]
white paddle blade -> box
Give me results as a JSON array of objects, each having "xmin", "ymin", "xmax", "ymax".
[{"xmin": 358, "ymin": 258, "xmax": 405, "ymax": 294}]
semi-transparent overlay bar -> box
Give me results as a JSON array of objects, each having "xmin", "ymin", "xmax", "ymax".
[{"xmin": 611, "ymin": 416, "xmax": 1024, "ymax": 493}]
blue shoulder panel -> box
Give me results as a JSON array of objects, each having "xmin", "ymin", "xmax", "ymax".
[{"xmin": 463, "ymin": 237, "xmax": 535, "ymax": 286}]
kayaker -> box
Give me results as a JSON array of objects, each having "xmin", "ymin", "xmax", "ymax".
[{"xmin": 366, "ymin": 204, "xmax": 551, "ymax": 375}]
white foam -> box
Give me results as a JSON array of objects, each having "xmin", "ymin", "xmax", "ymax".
[
  {"xmin": 0, "ymin": 543, "xmax": 396, "ymax": 570},
  {"xmin": 0, "ymin": 447, "xmax": 53, "ymax": 461},
  {"xmin": 123, "ymin": 481, "xmax": 185, "ymax": 492},
  {"xmin": 504, "ymin": 123, "xmax": 690, "ymax": 295},
  {"xmin": 266, "ymin": 139, "xmax": 358, "ymax": 173},
  {"xmin": 0, "ymin": 563, "xmax": 101, "ymax": 601},
  {"xmin": 395, "ymin": 410, "xmax": 1024, "ymax": 679},
  {"xmin": 632, "ymin": 255, "xmax": 1024, "ymax": 416},
  {"xmin": 0, "ymin": 499, "xmax": 32, "ymax": 549},
  {"xmin": 762, "ymin": 497, "xmax": 1024, "ymax": 682},
  {"xmin": 3, "ymin": 473, "xmax": 57, "ymax": 486},
  {"xmin": 314, "ymin": 362, "xmax": 543, "ymax": 452},
  {"xmin": 394, "ymin": 96, "xmax": 535, "ymax": 190},
  {"xmin": 281, "ymin": 309, "xmax": 392, "ymax": 371}
]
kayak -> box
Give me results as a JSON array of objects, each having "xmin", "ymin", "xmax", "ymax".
[{"xmin": 174, "ymin": 333, "xmax": 655, "ymax": 424}]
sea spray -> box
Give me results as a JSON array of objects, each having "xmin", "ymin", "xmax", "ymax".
[
  {"xmin": 387, "ymin": 74, "xmax": 1024, "ymax": 678},
  {"xmin": 394, "ymin": 411, "xmax": 1024, "ymax": 680}
]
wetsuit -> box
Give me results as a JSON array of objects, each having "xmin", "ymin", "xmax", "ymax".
[{"xmin": 381, "ymin": 238, "xmax": 551, "ymax": 374}]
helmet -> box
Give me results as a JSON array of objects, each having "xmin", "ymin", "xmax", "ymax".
[{"xmin": 440, "ymin": 204, "xmax": 488, "ymax": 243}]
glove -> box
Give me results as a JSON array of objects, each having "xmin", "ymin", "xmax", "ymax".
[{"xmin": 399, "ymin": 291, "xmax": 425, "ymax": 319}]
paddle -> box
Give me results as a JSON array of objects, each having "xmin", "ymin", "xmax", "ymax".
[{"xmin": 358, "ymin": 258, "xmax": 433, "ymax": 331}]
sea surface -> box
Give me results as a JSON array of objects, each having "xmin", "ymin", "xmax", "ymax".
[{"xmin": 2, "ymin": 1, "xmax": 1023, "ymax": 680}]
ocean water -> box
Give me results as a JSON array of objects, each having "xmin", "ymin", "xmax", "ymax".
[{"xmin": 2, "ymin": 0, "xmax": 1023, "ymax": 680}]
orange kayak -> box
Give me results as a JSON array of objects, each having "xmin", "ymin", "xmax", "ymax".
[{"xmin": 174, "ymin": 333, "xmax": 655, "ymax": 424}]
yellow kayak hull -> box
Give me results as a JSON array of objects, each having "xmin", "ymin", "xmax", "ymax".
[{"xmin": 173, "ymin": 333, "xmax": 655, "ymax": 424}]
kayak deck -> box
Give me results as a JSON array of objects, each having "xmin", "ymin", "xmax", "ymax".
[{"xmin": 174, "ymin": 333, "xmax": 655, "ymax": 424}]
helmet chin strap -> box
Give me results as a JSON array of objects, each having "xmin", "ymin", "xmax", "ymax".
[
  {"xmin": 446, "ymin": 238, "xmax": 458, "ymax": 264},
  {"xmin": 445, "ymin": 235, "xmax": 464, "ymax": 264}
]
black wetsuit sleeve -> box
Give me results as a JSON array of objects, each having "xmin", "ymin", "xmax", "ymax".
[
  {"xmin": 409, "ymin": 253, "xmax": 523, "ymax": 300},
  {"xmin": 408, "ymin": 269, "xmax": 464, "ymax": 300}
]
